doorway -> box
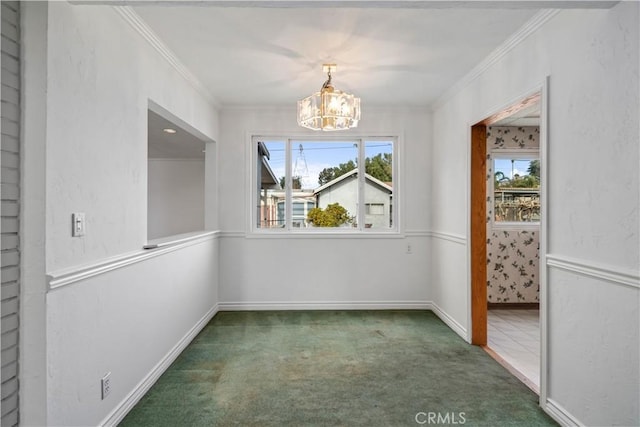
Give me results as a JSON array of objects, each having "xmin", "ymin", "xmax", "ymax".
[{"xmin": 470, "ymin": 91, "xmax": 543, "ymax": 393}]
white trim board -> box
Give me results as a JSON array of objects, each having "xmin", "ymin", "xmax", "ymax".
[
  {"xmin": 405, "ymin": 230, "xmax": 431, "ymax": 237},
  {"xmin": 99, "ymin": 305, "xmax": 219, "ymax": 427},
  {"xmin": 430, "ymin": 302, "xmax": 468, "ymax": 342},
  {"xmin": 428, "ymin": 230, "xmax": 467, "ymax": 246},
  {"xmin": 112, "ymin": 6, "xmax": 219, "ymax": 108},
  {"xmin": 546, "ymin": 254, "xmax": 640, "ymax": 290},
  {"xmin": 217, "ymin": 301, "xmax": 468, "ymax": 342},
  {"xmin": 221, "ymin": 230, "xmax": 432, "ymax": 239},
  {"xmin": 47, "ymin": 231, "xmax": 219, "ymax": 290},
  {"xmin": 97, "ymin": 301, "xmax": 469, "ymax": 426},
  {"xmin": 218, "ymin": 301, "xmax": 432, "ymax": 311},
  {"xmin": 432, "ymin": 9, "xmax": 560, "ymax": 111},
  {"xmin": 229, "ymin": 231, "xmax": 428, "ymax": 239},
  {"xmin": 76, "ymin": 1, "xmax": 621, "ymax": 9},
  {"xmin": 543, "ymin": 398, "xmax": 583, "ymax": 427}
]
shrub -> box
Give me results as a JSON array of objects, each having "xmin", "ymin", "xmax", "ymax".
[{"xmin": 307, "ymin": 203, "xmax": 351, "ymax": 227}]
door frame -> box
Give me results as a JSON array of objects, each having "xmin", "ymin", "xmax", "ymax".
[
  {"xmin": 469, "ymin": 123, "xmax": 487, "ymax": 345},
  {"xmin": 468, "ymin": 77, "xmax": 549, "ymax": 402}
]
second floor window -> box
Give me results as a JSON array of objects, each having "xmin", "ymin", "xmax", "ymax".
[{"xmin": 254, "ymin": 137, "xmax": 396, "ymax": 232}]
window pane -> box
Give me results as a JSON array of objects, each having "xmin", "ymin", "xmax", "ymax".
[
  {"xmin": 493, "ymin": 158, "xmax": 540, "ymax": 223},
  {"xmin": 363, "ymin": 141, "xmax": 393, "ymax": 229},
  {"xmin": 254, "ymin": 137, "xmax": 397, "ymax": 232},
  {"xmin": 295, "ymin": 141, "xmax": 358, "ymax": 228},
  {"xmin": 256, "ymin": 140, "xmax": 285, "ymax": 228}
]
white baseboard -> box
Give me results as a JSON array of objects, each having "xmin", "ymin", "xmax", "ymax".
[
  {"xmin": 544, "ymin": 398, "xmax": 582, "ymax": 427},
  {"xmin": 218, "ymin": 300, "xmax": 432, "ymax": 311},
  {"xmin": 430, "ymin": 302, "xmax": 468, "ymax": 341},
  {"xmin": 101, "ymin": 301, "xmax": 470, "ymax": 426},
  {"xmin": 99, "ymin": 304, "xmax": 219, "ymax": 427},
  {"xmin": 218, "ymin": 301, "xmax": 469, "ymax": 343}
]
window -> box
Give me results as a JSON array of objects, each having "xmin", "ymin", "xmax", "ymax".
[
  {"xmin": 492, "ymin": 156, "xmax": 540, "ymax": 224},
  {"xmin": 254, "ymin": 137, "xmax": 396, "ymax": 232},
  {"xmin": 366, "ymin": 203, "xmax": 384, "ymax": 215}
]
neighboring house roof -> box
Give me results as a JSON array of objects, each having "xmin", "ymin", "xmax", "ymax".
[
  {"xmin": 313, "ymin": 169, "xmax": 392, "ymax": 195},
  {"xmin": 258, "ymin": 141, "xmax": 280, "ymax": 189}
]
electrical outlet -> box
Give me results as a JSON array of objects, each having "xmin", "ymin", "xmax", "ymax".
[
  {"xmin": 101, "ymin": 372, "xmax": 111, "ymax": 400},
  {"xmin": 406, "ymin": 244, "xmax": 412, "ymax": 254}
]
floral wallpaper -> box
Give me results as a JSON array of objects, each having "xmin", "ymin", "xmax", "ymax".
[
  {"xmin": 486, "ymin": 126, "xmax": 540, "ymax": 303},
  {"xmin": 487, "ymin": 126, "xmax": 540, "ymax": 150},
  {"xmin": 487, "ymin": 230, "xmax": 539, "ymax": 302}
]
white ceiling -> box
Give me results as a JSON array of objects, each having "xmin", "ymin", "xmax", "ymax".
[
  {"xmin": 133, "ymin": 2, "xmax": 617, "ymax": 151},
  {"xmin": 133, "ymin": 5, "xmax": 544, "ymax": 107},
  {"xmin": 148, "ymin": 110, "xmax": 206, "ymax": 159}
]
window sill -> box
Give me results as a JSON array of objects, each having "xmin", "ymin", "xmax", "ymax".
[
  {"xmin": 246, "ymin": 230, "xmax": 404, "ymax": 239},
  {"xmin": 144, "ymin": 230, "xmax": 219, "ymax": 249},
  {"xmin": 491, "ymin": 223, "xmax": 540, "ymax": 231}
]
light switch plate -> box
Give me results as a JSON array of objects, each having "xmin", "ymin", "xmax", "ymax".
[{"xmin": 72, "ymin": 213, "xmax": 85, "ymax": 237}]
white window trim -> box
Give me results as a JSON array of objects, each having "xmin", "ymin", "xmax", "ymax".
[
  {"xmin": 249, "ymin": 134, "xmax": 400, "ymax": 235},
  {"xmin": 490, "ymin": 150, "xmax": 540, "ymax": 229}
]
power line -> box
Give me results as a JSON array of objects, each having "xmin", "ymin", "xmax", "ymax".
[{"xmin": 265, "ymin": 143, "xmax": 392, "ymax": 152}]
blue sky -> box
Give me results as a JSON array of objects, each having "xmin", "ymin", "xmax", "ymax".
[
  {"xmin": 494, "ymin": 158, "xmax": 534, "ymax": 180},
  {"xmin": 264, "ymin": 140, "xmax": 393, "ymax": 189}
]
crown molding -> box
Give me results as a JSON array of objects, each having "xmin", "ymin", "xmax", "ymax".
[
  {"xmin": 431, "ymin": 9, "xmax": 560, "ymax": 111},
  {"xmin": 113, "ymin": 6, "xmax": 220, "ymax": 109},
  {"xmin": 77, "ymin": 1, "xmax": 620, "ymax": 9},
  {"xmin": 220, "ymin": 104, "xmax": 431, "ymax": 113}
]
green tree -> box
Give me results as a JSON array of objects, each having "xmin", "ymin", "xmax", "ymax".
[
  {"xmin": 279, "ymin": 176, "xmax": 302, "ymax": 189},
  {"xmin": 365, "ymin": 153, "xmax": 392, "ymax": 182},
  {"xmin": 527, "ymin": 160, "xmax": 540, "ymax": 178},
  {"xmin": 317, "ymin": 153, "xmax": 393, "ymax": 185},
  {"xmin": 317, "ymin": 160, "xmax": 357, "ymax": 185},
  {"xmin": 307, "ymin": 203, "xmax": 352, "ymax": 227},
  {"xmin": 495, "ymin": 171, "xmax": 510, "ymax": 188},
  {"xmin": 510, "ymin": 174, "xmax": 539, "ymax": 188}
]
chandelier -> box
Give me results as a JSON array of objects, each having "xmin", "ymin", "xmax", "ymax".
[{"xmin": 297, "ymin": 64, "xmax": 361, "ymax": 131}]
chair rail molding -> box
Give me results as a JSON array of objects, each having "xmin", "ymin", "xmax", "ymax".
[
  {"xmin": 427, "ymin": 230, "xmax": 467, "ymax": 245},
  {"xmin": 546, "ymin": 254, "xmax": 639, "ymax": 290},
  {"xmin": 48, "ymin": 231, "xmax": 219, "ymax": 290}
]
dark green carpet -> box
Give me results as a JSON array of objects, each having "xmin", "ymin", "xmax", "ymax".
[{"xmin": 119, "ymin": 311, "xmax": 557, "ymax": 426}]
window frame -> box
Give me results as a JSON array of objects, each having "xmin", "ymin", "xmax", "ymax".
[
  {"xmin": 490, "ymin": 150, "xmax": 541, "ymax": 229},
  {"xmin": 250, "ymin": 135, "xmax": 399, "ymax": 235}
]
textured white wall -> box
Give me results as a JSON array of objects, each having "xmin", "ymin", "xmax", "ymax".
[
  {"xmin": 431, "ymin": 3, "xmax": 639, "ymax": 425},
  {"xmin": 218, "ymin": 107, "xmax": 431, "ymax": 307},
  {"xmin": 24, "ymin": 2, "xmax": 639, "ymax": 426},
  {"xmin": 21, "ymin": 3, "xmax": 220, "ymax": 426},
  {"xmin": 147, "ymin": 159, "xmax": 205, "ymax": 240},
  {"xmin": 47, "ymin": 238, "xmax": 218, "ymax": 427},
  {"xmin": 45, "ymin": 4, "xmax": 218, "ymax": 272}
]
